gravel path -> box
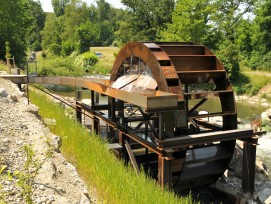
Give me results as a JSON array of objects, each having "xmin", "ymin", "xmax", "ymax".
[{"xmin": 0, "ymin": 78, "xmax": 98, "ymax": 204}]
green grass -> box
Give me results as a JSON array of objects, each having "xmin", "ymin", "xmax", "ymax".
[
  {"xmin": 233, "ymin": 71, "xmax": 271, "ymax": 96},
  {"xmin": 0, "ymin": 62, "xmax": 7, "ymax": 72},
  {"xmin": 29, "ymin": 88, "xmax": 192, "ymax": 204},
  {"xmin": 34, "ymin": 47, "xmax": 119, "ymax": 76},
  {"xmin": 90, "ymin": 47, "xmax": 120, "ymax": 74}
]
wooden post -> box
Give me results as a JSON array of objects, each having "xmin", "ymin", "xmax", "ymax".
[{"xmin": 6, "ymin": 57, "xmax": 11, "ymax": 74}]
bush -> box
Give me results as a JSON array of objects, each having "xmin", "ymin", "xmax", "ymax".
[
  {"xmin": 258, "ymin": 51, "xmax": 271, "ymax": 71},
  {"xmin": 31, "ymin": 40, "xmax": 42, "ymax": 51},
  {"xmin": 75, "ymin": 52, "xmax": 98, "ymax": 72},
  {"xmin": 38, "ymin": 56, "xmax": 84, "ymax": 76},
  {"xmin": 61, "ymin": 41, "xmax": 75, "ymax": 56},
  {"xmin": 41, "ymin": 51, "xmax": 46, "ymax": 59},
  {"xmin": 48, "ymin": 43, "xmax": 61, "ymax": 56}
]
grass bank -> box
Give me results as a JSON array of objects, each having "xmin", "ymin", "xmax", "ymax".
[
  {"xmin": 29, "ymin": 88, "xmax": 192, "ymax": 204},
  {"xmin": 90, "ymin": 47, "xmax": 120, "ymax": 74},
  {"xmin": 233, "ymin": 71, "xmax": 271, "ymax": 97}
]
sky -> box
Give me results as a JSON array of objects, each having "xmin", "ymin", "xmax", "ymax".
[{"xmin": 38, "ymin": 0, "xmax": 124, "ymax": 12}]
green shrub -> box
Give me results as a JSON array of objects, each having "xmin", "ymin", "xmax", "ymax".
[
  {"xmin": 258, "ymin": 51, "xmax": 271, "ymax": 71},
  {"xmin": 38, "ymin": 56, "xmax": 84, "ymax": 76},
  {"xmin": 48, "ymin": 43, "xmax": 61, "ymax": 56},
  {"xmin": 31, "ymin": 40, "xmax": 42, "ymax": 51},
  {"xmin": 61, "ymin": 41, "xmax": 75, "ymax": 56},
  {"xmin": 75, "ymin": 52, "xmax": 98, "ymax": 72},
  {"xmin": 41, "ymin": 51, "xmax": 47, "ymax": 59}
]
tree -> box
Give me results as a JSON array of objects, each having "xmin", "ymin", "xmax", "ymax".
[
  {"xmin": 60, "ymin": 0, "xmax": 89, "ymax": 47},
  {"xmin": 159, "ymin": 0, "xmax": 213, "ymax": 44},
  {"xmin": 0, "ymin": 0, "xmax": 33, "ymax": 65},
  {"xmin": 41, "ymin": 13, "xmax": 61, "ymax": 51},
  {"xmin": 116, "ymin": 0, "xmax": 175, "ymax": 43},
  {"xmin": 52, "ymin": 0, "xmax": 70, "ymax": 17},
  {"xmin": 235, "ymin": 19, "xmax": 254, "ymax": 60},
  {"xmin": 96, "ymin": 0, "xmax": 111, "ymax": 21},
  {"xmin": 26, "ymin": 0, "xmax": 46, "ymax": 51},
  {"xmin": 76, "ymin": 21, "xmax": 99, "ymax": 53},
  {"xmin": 252, "ymin": 0, "xmax": 271, "ymax": 55},
  {"xmin": 212, "ymin": 0, "xmax": 256, "ymax": 80},
  {"xmin": 212, "ymin": 0, "xmax": 256, "ymax": 43}
]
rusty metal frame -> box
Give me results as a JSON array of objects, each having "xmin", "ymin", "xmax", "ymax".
[{"xmin": 158, "ymin": 129, "xmax": 254, "ymax": 149}]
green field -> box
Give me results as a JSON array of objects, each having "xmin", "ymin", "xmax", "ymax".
[{"xmin": 90, "ymin": 47, "xmax": 120, "ymax": 74}]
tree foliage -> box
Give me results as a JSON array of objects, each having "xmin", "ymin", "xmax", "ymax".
[
  {"xmin": 52, "ymin": 0, "xmax": 70, "ymax": 17},
  {"xmin": 0, "ymin": 0, "xmax": 28, "ymax": 65},
  {"xmin": 117, "ymin": 0, "xmax": 175, "ymax": 43},
  {"xmin": 159, "ymin": 0, "xmax": 213, "ymax": 44},
  {"xmin": 27, "ymin": 0, "xmax": 46, "ymax": 51},
  {"xmin": 0, "ymin": 0, "xmax": 45, "ymax": 65},
  {"xmin": 41, "ymin": 13, "xmax": 61, "ymax": 50},
  {"xmin": 253, "ymin": 0, "xmax": 271, "ymax": 55}
]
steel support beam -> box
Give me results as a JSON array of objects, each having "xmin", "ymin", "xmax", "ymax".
[
  {"xmin": 242, "ymin": 139, "xmax": 257, "ymax": 196},
  {"xmin": 76, "ymin": 101, "xmax": 82, "ymax": 123},
  {"xmin": 158, "ymin": 129, "xmax": 254, "ymax": 149},
  {"xmin": 158, "ymin": 155, "xmax": 172, "ymax": 189}
]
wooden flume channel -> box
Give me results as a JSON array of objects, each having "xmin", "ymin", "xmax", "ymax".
[{"xmin": 1, "ymin": 42, "xmax": 258, "ymax": 195}]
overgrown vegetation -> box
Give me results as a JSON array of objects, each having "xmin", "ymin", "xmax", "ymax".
[
  {"xmin": 233, "ymin": 72, "xmax": 271, "ymax": 96},
  {"xmin": 36, "ymin": 46, "xmax": 118, "ymax": 76},
  {"xmin": 29, "ymin": 88, "xmax": 193, "ymax": 204}
]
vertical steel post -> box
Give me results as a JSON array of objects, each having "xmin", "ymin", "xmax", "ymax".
[
  {"xmin": 92, "ymin": 117, "xmax": 100, "ymax": 135},
  {"xmin": 76, "ymin": 88, "xmax": 82, "ymax": 123},
  {"xmin": 108, "ymin": 97, "xmax": 116, "ymax": 140},
  {"xmin": 145, "ymin": 121, "xmax": 149, "ymax": 167},
  {"xmin": 90, "ymin": 90, "xmax": 100, "ymax": 135},
  {"xmin": 95, "ymin": 92, "xmax": 99, "ymax": 104},
  {"xmin": 159, "ymin": 112, "xmax": 164, "ymax": 140},
  {"xmin": 242, "ymin": 140, "xmax": 257, "ymax": 196},
  {"xmin": 76, "ymin": 101, "xmax": 82, "ymax": 123},
  {"xmin": 158, "ymin": 155, "xmax": 172, "ymax": 189}
]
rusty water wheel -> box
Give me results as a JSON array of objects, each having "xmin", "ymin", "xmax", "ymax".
[{"xmin": 110, "ymin": 42, "xmax": 237, "ymax": 190}]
